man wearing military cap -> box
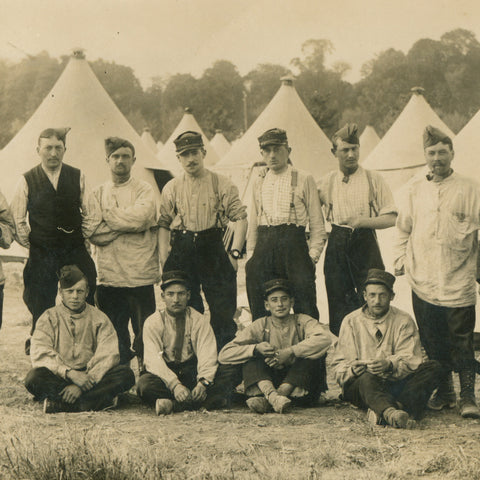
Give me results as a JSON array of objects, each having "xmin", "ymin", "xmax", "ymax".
[
  {"xmin": 11, "ymin": 128, "xmax": 100, "ymax": 354},
  {"xmin": 25, "ymin": 265, "xmax": 135, "ymax": 413},
  {"xmin": 332, "ymin": 268, "xmax": 441, "ymax": 428},
  {"xmin": 219, "ymin": 278, "xmax": 333, "ymax": 414},
  {"xmin": 90, "ymin": 137, "xmax": 159, "ymax": 366},
  {"xmin": 318, "ymin": 123, "xmax": 397, "ymax": 336},
  {"xmin": 246, "ymin": 127, "xmax": 326, "ymax": 322},
  {"xmin": 158, "ymin": 130, "xmax": 248, "ymax": 350},
  {"xmin": 394, "ymin": 125, "xmax": 480, "ymax": 419},
  {"xmin": 137, "ymin": 270, "xmax": 238, "ymax": 414}
]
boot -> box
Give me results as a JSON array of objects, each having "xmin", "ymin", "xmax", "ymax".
[
  {"xmin": 459, "ymin": 368, "xmax": 480, "ymax": 419},
  {"xmin": 428, "ymin": 371, "xmax": 456, "ymax": 410}
]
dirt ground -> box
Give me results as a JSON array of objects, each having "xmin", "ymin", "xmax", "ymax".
[{"xmin": 1, "ymin": 261, "xmax": 480, "ymax": 479}]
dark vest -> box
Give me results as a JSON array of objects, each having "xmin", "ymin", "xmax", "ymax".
[{"xmin": 24, "ymin": 163, "xmax": 83, "ymax": 248}]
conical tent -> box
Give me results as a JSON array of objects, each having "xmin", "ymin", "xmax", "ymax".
[
  {"xmin": 156, "ymin": 108, "xmax": 220, "ymax": 176},
  {"xmin": 450, "ymin": 109, "xmax": 480, "ymax": 176},
  {"xmin": 362, "ymin": 88, "xmax": 454, "ymax": 191},
  {"xmin": 210, "ymin": 130, "xmax": 231, "ymax": 159},
  {"xmin": 156, "ymin": 140, "xmax": 163, "ymax": 150},
  {"xmin": 359, "ymin": 125, "xmax": 380, "ymax": 163},
  {"xmin": 141, "ymin": 127, "xmax": 158, "ymax": 154},
  {"xmin": 0, "ymin": 49, "xmax": 172, "ymax": 204},
  {"xmin": 214, "ymin": 76, "xmax": 336, "ymax": 185}
]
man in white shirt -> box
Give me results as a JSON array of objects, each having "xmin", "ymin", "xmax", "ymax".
[
  {"xmin": 91, "ymin": 137, "xmax": 159, "ymax": 366},
  {"xmin": 395, "ymin": 125, "xmax": 480, "ymax": 419}
]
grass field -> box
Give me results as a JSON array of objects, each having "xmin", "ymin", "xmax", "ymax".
[{"xmin": 1, "ymin": 262, "xmax": 480, "ymax": 480}]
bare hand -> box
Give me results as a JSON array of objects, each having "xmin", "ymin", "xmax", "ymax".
[
  {"xmin": 367, "ymin": 359, "xmax": 392, "ymax": 375},
  {"xmin": 173, "ymin": 384, "xmax": 191, "ymax": 403},
  {"xmin": 67, "ymin": 370, "xmax": 95, "ymax": 391},
  {"xmin": 191, "ymin": 383, "xmax": 207, "ymax": 402},
  {"xmin": 60, "ymin": 384, "xmax": 82, "ymax": 404},
  {"xmin": 351, "ymin": 360, "xmax": 367, "ymax": 377},
  {"xmin": 254, "ymin": 342, "xmax": 276, "ymax": 358}
]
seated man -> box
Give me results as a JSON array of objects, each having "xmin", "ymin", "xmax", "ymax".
[
  {"xmin": 137, "ymin": 270, "xmax": 238, "ymax": 415},
  {"xmin": 331, "ymin": 269, "xmax": 441, "ymax": 428},
  {"xmin": 25, "ymin": 265, "xmax": 135, "ymax": 413},
  {"xmin": 219, "ymin": 279, "xmax": 333, "ymax": 414}
]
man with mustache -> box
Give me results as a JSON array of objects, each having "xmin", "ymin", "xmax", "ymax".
[
  {"xmin": 158, "ymin": 131, "xmax": 247, "ymax": 350},
  {"xmin": 395, "ymin": 125, "xmax": 480, "ymax": 419},
  {"xmin": 11, "ymin": 128, "xmax": 99, "ymax": 354},
  {"xmin": 90, "ymin": 137, "xmax": 159, "ymax": 366}
]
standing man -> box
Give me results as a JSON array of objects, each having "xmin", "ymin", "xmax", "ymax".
[
  {"xmin": 246, "ymin": 128, "xmax": 326, "ymax": 322},
  {"xmin": 91, "ymin": 137, "xmax": 159, "ymax": 366},
  {"xmin": 11, "ymin": 128, "xmax": 99, "ymax": 353},
  {"xmin": 395, "ymin": 125, "xmax": 480, "ymax": 419},
  {"xmin": 332, "ymin": 269, "xmax": 440, "ymax": 428},
  {"xmin": 318, "ymin": 123, "xmax": 397, "ymax": 336},
  {"xmin": 158, "ymin": 131, "xmax": 247, "ymax": 349},
  {"xmin": 25, "ymin": 265, "xmax": 135, "ymax": 413}
]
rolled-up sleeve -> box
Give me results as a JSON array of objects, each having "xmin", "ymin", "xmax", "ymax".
[
  {"xmin": 222, "ymin": 178, "xmax": 247, "ymax": 222},
  {"xmin": 157, "ymin": 181, "xmax": 176, "ymax": 230},
  {"xmin": 303, "ymin": 175, "xmax": 327, "ymax": 259}
]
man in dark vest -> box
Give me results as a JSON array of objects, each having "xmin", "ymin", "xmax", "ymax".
[{"xmin": 11, "ymin": 128, "xmax": 99, "ymax": 354}]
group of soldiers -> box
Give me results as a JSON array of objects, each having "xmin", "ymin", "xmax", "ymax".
[{"xmin": 0, "ymin": 120, "xmax": 478, "ymax": 429}]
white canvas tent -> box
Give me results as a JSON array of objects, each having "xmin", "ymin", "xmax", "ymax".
[
  {"xmin": 359, "ymin": 125, "xmax": 380, "ymax": 162},
  {"xmin": 141, "ymin": 127, "xmax": 158, "ymax": 154},
  {"xmin": 157, "ymin": 108, "xmax": 220, "ymax": 176},
  {"xmin": 362, "ymin": 87, "xmax": 454, "ymax": 191},
  {"xmin": 450, "ymin": 108, "xmax": 480, "ymax": 176},
  {"xmin": 210, "ymin": 130, "xmax": 231, "ymax": 159},
  {"xmin": 214, "ymin": 76, "xmax": 336, "ymax": 191},
  {"xmin": 0, "ymin": 49, "xmax": 172, "ymax": 205}
]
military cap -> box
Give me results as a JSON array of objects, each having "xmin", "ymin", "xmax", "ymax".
[
  {"xmin": 161, "ymin": 270, "xmax": 190, "ymax": 290},
  {"xmin": 57, "ymin": 264, "xmax": 87, "ymax": 289},
  {"xmin": 38, "ymin": 127, "xmax": 71, "ymax": 146},
  {"xmin": 258, "ymin": 128, "xmax": 288, "ymax": 148},
  {"xmin": 423, "ymin": 125, "xmax": 453, "ymax": 149},
  {"xmin": 105, "ymin": 137, "xmax": 135, "ymax": 157},
  {"xmin": 364, "ymin": 268, "xmax": 395, "ymax": 292},
  {"xmin": 331, "ymin": 123, "xmax": 359, "ymax": 152},
  {"xmin": 263, "ymin": 278, "xmax": 293, "ymax": 298},
  {"xmin": 174, "ymin": 131, "xmax": 204, "ymax": 154}
]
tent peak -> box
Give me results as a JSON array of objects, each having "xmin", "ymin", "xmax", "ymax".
[
  {"xmin": 71, "ymin": 48, "xmax": 86, "ymax": 59},
  {"xmin": 142, "ymin": 127, "xmax": 151, "ymax": 132},
  {"xmin": 410, "ymin": 86, "xmax": 425, "ymax": 96},
  {"xmin": 215, "ymin": 129, "xmax": 223, "ymax": 133},
  {"xmin": 184, "ymin": 107, "xmax": 192, "ymax": 114},
  {"xmin": 280, "ymin": 75, "xmax": 295, "ymax": 86}
]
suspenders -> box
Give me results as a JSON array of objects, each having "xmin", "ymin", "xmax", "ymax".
[
  {"xmin": 257, "ymin": 168, "xmax": 299, "ymax": 226},
  {"xmin": 326, "ymin": 169, "xmax": 378, "ymax": 223},
  {"xmin": 261, "ymin": 314, "xmax": 302, "ymax": 343}
]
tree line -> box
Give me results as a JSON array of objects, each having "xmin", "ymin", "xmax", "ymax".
[{"xmin": 0, "ymin": 28, "xmax": 479, "ymax": 149}]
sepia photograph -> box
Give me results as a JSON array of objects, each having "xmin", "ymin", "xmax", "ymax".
[{"xmin": 1, "ymin": 0, "xmax": 480, "ymax": 478}]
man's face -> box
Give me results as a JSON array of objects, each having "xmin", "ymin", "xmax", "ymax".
[
  {"xmin": 260, "ymin": 144, "xmax": 290, "ymax": 172},
  {"xmin": 60, "ymin": 278, "xmax": 88, "ymax": 312},
  {"xmin": 424, "ymin": 142, "xmax": 454, "ymax": 178},
  {"xmin": 107, "ymin": 147, "xmax": 135, "ymax": 177},
  {"xmin": 177, "ymin": 148, "xmax": 205, "ymax": 177},
  {"xmin": 37, "ymin": 136, "xmax": 66, "ymax": 171},
  {"xmin": 162, "ymin": 283, "xmax": 190, "ymax": 315},
  {"xmin": 264, "ymin": 289, "xmax": 294, "ymax": 319},
  {"xmin": 334, "ymin": 140, "xmax": 359, "ymax": 172},
  {"xmin": 363, "ymin": 284, "xmax": 393, "ymax": 319}
]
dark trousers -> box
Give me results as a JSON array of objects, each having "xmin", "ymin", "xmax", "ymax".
[
  {"xmin": 412, "ymin": 291, "xmax": 475, "ymax": 372},
  {"xmin": 246, "ymin": 225, "xmax": 318, "ymax": 321},
  {"xmin": 24, "ymin": 365, "xmax": 135, "ymax": 411},
  {"xmin": 243, "ymin": 357, "xmax": 323, "ymax": 403},
  {"xmin": 324, "ymin": 226, "xmax": 384, "ymax": 336},
  {"xmin": 23, "ymin": 243, "xmax": 97, "ymax": 335},
  {"xmin": 95, "ymin": 285, "xmax": 156, "ymax": 364},
  {"xmin": 137, "ymin": 360, "xmax": 241, "ymax": 410},
  {"xmin": 343, "ymin": 361, "xmax": 441, "ymax": 420},
  {"xmin": 164, "ymin": 229, "xmax": 237, "ymax": 350}
]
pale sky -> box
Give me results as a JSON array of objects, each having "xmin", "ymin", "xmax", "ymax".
[{"xmin": 1, "ymin": 0, "xmax": 480, "ymax": 86}]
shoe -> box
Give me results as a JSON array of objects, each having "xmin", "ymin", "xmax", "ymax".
[
  {"xmin": 367, "ymin": 408, "xmax": 384, "ymax": 426},
  {"xmin": 43, "ymin": 398, "xmax": 63, "ymax": 414},
  {"xmin": 155, "ymin": 398, "xmax": 173, "ymax": 416},
  {"xmin": 246, "ymin": 397, "xmax": 271, "ymax": 414},
  {"xmin": 459, "ymin": 398, "xmax": 480, "ymax": 419},
  {"xmin": 266, "ymin": 392, "xmax": 292, "ymax": 414},
  {"xmin": 382, "ymin": 407, "xmax": 416, "ymax": 429},
  {"xmin": 428, "ymin": 391, "xmax": 456, "ymax": 411}
]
